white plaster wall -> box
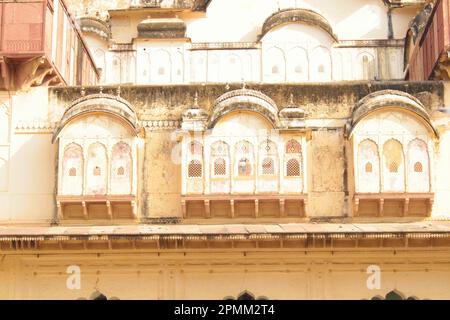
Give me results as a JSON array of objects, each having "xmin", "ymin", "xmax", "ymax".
[
  {"xmin": 0, "ymin": 88, "xmax": 56, "ymax": 222},
  {"xmin": 184, "ymin": 0, "xmax": 392, "ymax": 42},
  {"xmin": 102, "ymin": 27, "xmax": 404, "ymax": 84},
  {"xmin": 97, "ymin": 0, "xmax": 413, "ymax": 84}
]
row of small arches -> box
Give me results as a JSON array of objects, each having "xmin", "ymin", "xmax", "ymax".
[
  {"xmin": 264, "ymin": 46, "xmax": 376, "ymax": 81},
  {"xmin": 187, "ymin": 139, "xmax": 303, "ymax": 178},
  {"xmin": 97, "ymin": 47, "xmax": 377, "ymax": 84},
  {"xmin": 61, "ymin": 141, "xmax": 133, "ymax": 195},
  {"xmin": 357, "ymin": 138, "xmax": 430, "ymax": 193}
]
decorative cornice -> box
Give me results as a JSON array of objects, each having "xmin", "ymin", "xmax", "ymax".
[{"xmin": 142, "ymin": 120, "xmax": 181, "ymax": 130}]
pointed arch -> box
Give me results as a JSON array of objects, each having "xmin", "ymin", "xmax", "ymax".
[
  {"xmin": 282, "ymin": 138, "xmax": 303, "ymax": 193},
  {"xmin": 286, "ymin": 47, "xmax": 309, "ymax": 82},
  {"xmin": 86, "ymin": 142, "xmax": 108, "ymax": 195},
  {"xmin": 285, "ymin": 139, "xmax": 302, "ymax": 178},
  {"xmin": 357, "ymin": 139, "xmax": 380, "ymax": 193},
  {"xmin": 235, "ymin": 140, "xmax": 254, "ymax": 176},
  {"xmin": 382, "ymin": 139, "xmax": 405, "ymax": 192},
  {"xmin": 151, "ymin": 49, "xmax": 172, "ymax": 83},
  {"xmin": 173, "ymin": 50, "xmax": 184, "ymax": 83},
  {"xmin": 357, "ymin": 51, "xmax": 375, "ymax": 80},
  {"xmin": 61, "ymin": 143, "xmax": 84, "ymax": 195},
  {"xmin": 110, "ymin": 141, "xmax": 132, "ymax": 195},
  {"xmin": 223, "ymin": 53, "xmax": 243, "ymax": 82},
  {"xmin": 264, "ymin": 46, "xmax": 286, "ymax": 82},
  {"xmin": 259, "ymin": 139, "xmax": 278, "ymax": 176},
  {"xmin": 208, "ymin": 53, "xmax": 220, "ymax": 82},
  {"xmin": 111, "ymin": 54, "xmax": 122, "ymax": 83},
  {"xmin": 311, "ymin": 46, "xmax": 331, "ymax": 81},
  {"xmin": 187, "ymin": 140, "xmax": 203, "ymax": 178},
  {"xmin": 211, "ymin": 141, "xmax": 230, "ymax": 177},
  {"xmin": 407, "ymin": 138, "xmax": 430, "ymax": 192}
]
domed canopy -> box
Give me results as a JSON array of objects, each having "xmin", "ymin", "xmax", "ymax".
[
  {"xmin": 53, "ymin": 93, "xmax": 139, "ymax": 142},
  {"xmin": 278, "ymin": 94, "xmax": 306, "ymax": 129},
  {"xmin": 181, "ymin": 93, "xmax": 209, "ymax": 131},
  {"xmin": 208, "ymin": 88, "xmax": 280, "ymax": 129},
  {"xmin": 279, "ymin": 94, "xmax": 305, "ymax": 119},
  {"xmin": 259, "ymin": 8, "xmax": 337, "ymax": 41},
  {"xmin": 137, "ymin": 17, "xmax": 186, "ymax": 39},
  {"xmin": 348, "ymin": 90, "xmax": 438, "ymax": 137}
]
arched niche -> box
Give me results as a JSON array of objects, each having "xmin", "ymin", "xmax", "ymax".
[{"xmin": 151, "ymin": 49, "xmax": 172, "ymax": 84}]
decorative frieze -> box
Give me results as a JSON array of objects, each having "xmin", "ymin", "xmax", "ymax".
[{"xmin": 15, "ymin": 120, "xmax": 56, "ymax": 133}]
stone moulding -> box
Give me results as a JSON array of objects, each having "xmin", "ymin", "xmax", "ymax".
[
  {"xmin": 259, "ymin": 8, "xmax": 338, "ymax": 41},
  {"xmin": 1, "ymin": 221, "xmax": 450, "ymax": 252},
  {"xmin": 208, "ymin": 89, "xmax": 280, "ymax": 129},
  {"xmin": 52, "ymin": 93, "xmax": 140, "ymax": 142},
  {"xmin": 347, "ymin": 89, "xmax": 439, "ymax": 137}
]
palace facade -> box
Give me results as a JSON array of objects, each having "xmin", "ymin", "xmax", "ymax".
[{"xmin": 0, "ymin": 0, "xmax": 450, "ymax": 299}]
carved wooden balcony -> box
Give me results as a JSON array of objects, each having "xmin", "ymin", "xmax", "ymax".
[
  {"xmin": 56, "ymin": 195, "xmax": 137, "ymax": 221},
  {"xmin": 0, "ymin": 0, "xmax": 98, "ymax": 91},
  {"xmin": 406, "ymin": 0, "xmax": 450, "ymax": 80},
  {"xmin": 181, "ymin": 194, "xmax": 307, "ymax": 219},
  {"xmin": 353, "ymin": 193, "xmax": 434, "ymax": 217}
]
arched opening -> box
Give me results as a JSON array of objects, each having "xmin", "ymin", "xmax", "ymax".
[
  {"xmin": 86, "ymin": 142, "xmax": 108, "ymax": 195},
  {"xmin": 383, "ymin": 139, "xmax": 405, "ymax": 192},
  {"xmin": 357, "ymin": 139, "xmax": 380, "ymax": 193},
  {"xmin": 61, "ymin": 143, "xmax": 84, "ymax": 195},
  {"xmin": 110, "ymin": 141, "xmax": 132, "ymax": 195}
]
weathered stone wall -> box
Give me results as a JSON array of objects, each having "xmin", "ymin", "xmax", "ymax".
[
  {"xmin": 50, "ymin": 82, "xmax": 444, "ymax": 219},
  {"xmin": 52, "ymin": 82, "xmax": 444, "ymax": 120}
]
